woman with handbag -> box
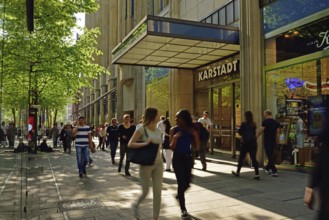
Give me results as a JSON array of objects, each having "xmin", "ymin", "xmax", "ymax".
[
  {"xmin": 170, "ymin": 109, "xmax": 200, "ymax": 219},
  {"xmin": 128, "ymin": 107, "xmax": 163, "ymax": 220}
]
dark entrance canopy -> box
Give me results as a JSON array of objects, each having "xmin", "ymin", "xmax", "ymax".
[{"xmin": 112, "ymin": 15, "xmax": 240, "ymax": 69}]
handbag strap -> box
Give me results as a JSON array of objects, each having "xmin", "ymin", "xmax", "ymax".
[{"xmin": 143, "ymin": 126, "xmax": 149, "ymax": 138}]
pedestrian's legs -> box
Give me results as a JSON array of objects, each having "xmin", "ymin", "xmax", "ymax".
[
  {"xmin": 135, "ymin": 165, "xmax": 152, "ymax": 208},
  {"xmin": 81, "ymin": 147, "xmax": 88, "ymax": 174},
  {"xmin": 265, "ymin": 145, "xmax": 277, "ymax": 173},
  {"xmin": 53, "ymin": 137, "xmax": 57, "ymax": 147},
  {"xmin": 75, "ymin": 146, "xmax": 83, "ymax": 175},
  {"xmin": 164, "ymin": 149, "xmax": 173, "ymax": 170},
  {"xmin": 118, "ymin": 143, "xmax": 125, "ymax": 172},
  {"xmin": 9, "ymin": 137, "xmax": 15, "ymax": 148},
  {"xmin": 199, "ymin": 140, "xmax": 207, "ymax": 170},
  {"xmin": 110, "ymin": 141, "xmax": 118, "ymax": 163},
  {"xmin": 68, "ymin": 140, "xmax": 72, "ymax": 154},
  {"xmin": 236, "ymin": 146, "xmax": 248, "ymax": 174},
  {"xmin": 123, "ymin": 144, "xmax": 131, "ymax": 175},
  {"xmin": 249, "ymin": 145, "xmax": 259, "ymax": 175},
  {"xmin": 63, "ymin": 138, "xmax": 67, "ymax": 152},
  {"xmin": 151, "ymin": 162, "xmax": 163, "ymax": 218},
  {"xmin": 173, "ymin": 154, "xmax": 192, "ymax": 212}
]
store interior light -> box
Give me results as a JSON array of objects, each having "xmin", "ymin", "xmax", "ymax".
[{"xmin": 293, "ymin": 31, "xmax": 299, "ymax": 36}]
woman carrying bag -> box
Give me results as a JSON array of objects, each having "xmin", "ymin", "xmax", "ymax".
[{"xmin": 128, "ymin": 107, "xmax": 163, "ymax": 220}]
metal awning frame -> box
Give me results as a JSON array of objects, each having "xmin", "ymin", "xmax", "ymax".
[{"xmin": 112, "ymin": 15, "xmax": 240, "ymax": 69}]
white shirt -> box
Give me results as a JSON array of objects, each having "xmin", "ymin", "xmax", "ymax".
[
  {"xmin": 198, "ymin": 117, "xmax": 213, "ymax": 130},
  {"xmin": 157, "ymin": 120, "xmax": 165, "ymax": 141}
]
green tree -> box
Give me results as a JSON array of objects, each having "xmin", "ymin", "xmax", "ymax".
[{"xmin": 0, "ymin": 0, "xmax": 107, "ymax": 124}]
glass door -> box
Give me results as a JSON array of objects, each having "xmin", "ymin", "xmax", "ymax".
[{"xmin": 211, "ymin": 82, "xmax": 240, "ymax": 157}]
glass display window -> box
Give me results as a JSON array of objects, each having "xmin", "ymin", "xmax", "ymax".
[{"xmin": 265, "ymin": 57, "xmax": 329, "ymax": 117}]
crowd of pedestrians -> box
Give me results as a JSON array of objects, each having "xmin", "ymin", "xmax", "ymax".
[{"xmin": 3, "ymin": 106, "xmax": 327, "ymax": 219}]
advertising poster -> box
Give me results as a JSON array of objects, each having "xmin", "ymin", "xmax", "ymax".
[{"xmin": 307, "ymin": 96, "xmax": 328, "ymax": 136}]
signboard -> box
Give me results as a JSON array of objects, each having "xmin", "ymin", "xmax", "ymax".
[
  {"xmin": 275, "ymin": 17, "xmax": 329, "ymax": 63},
  {"xmin": 198, "ymin": 60, "xmax": 239, "ymax": 81}
]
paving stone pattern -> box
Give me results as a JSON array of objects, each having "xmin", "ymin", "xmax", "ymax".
[{"xmin": 0, "ymin": 143, "xmax": 318, "ymax": 220}]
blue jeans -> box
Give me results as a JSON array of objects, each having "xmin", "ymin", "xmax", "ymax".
[{"xmin": 76, "ymin": 146, "xmax": 88, "ymax": 174}]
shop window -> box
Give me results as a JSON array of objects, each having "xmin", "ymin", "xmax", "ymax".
[
  {"xmin": 212, "ymin": 12, "xmax": 219, "ymax": 25},
  {"xmin": 265, "ymin": 57, "xmax": 329, "ymax": 117},
  {"xmin": 234, "ymin": 0, "xmax": 239, "ymax": 21},
  {"xmin": 205, "ymin": 17, "xmax": 212, "ymax": 24},
  {"xmin": 226, "ymin": 2, "xmax": 234, "ymax": 25},
  {"xmin": 263, "ymin": 0, "xmax": 329, "ymax": 34},
  {"xmin": 219, "ymin": 8, "xmax": 226, "ymax": 25},
  {"xmin": 265, "ymin": 17, "xmax": 329, "ymax": 65}
]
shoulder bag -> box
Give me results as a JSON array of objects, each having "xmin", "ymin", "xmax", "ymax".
[{"xmin": 128, "ymin": 127, "xmax": 159, "ymax": 166}]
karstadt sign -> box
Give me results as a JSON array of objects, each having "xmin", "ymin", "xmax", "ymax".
[{"xmin": 198, "ymin": 60, "xmax": 239, "ymax": 81}]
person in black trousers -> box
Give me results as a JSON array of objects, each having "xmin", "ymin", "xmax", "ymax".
[
  {"xmin": 106, "ymin": 118, "xmax": 119, "ymax": 164},
  {"xmin": 117, "ymin": 114, "xmax": 136, "ymax": 176},
  {"xmin": 257, "ymin": 110, "xmax": 280, "ymax": 177},
  {"xmin": 170, "ymin": 109, "xmax": 200, "ymax": 219},
  {"xmin": 232, "ymin": 111, "xmax": 260, "ymax": 179}
]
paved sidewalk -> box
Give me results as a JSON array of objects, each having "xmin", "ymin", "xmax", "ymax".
[{"xmin": 0, "ymin": 146, "xmax": 317, "ymax": 220}]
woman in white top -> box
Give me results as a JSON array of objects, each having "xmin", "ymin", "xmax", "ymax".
[{"xmin": 128, "ymin": 107, "xmax": 163, "ymax": 220}]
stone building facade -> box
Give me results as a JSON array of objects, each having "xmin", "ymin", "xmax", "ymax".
[{"xmin": 78, "ymin": 0, "xmax": 329, "ymax": 164}]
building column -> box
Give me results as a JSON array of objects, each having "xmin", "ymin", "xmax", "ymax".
[
  {"xmin": 240, "ymin": 0, "xmax": 264, "ymax": 164},
  {"xmin": 168, "ymin": 69, "xmax": 194, "ymax": 122}
]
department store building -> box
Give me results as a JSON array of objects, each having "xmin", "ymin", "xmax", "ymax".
[{"xmin": 78, "ymin": 0, "xmax": 329, "ymax": 162}]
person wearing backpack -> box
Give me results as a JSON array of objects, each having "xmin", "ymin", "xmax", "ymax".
[{"xmin": 232, "ymin": 111, "xmax": 260, "ymax": 180}]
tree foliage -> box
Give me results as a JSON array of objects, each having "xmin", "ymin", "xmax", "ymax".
[{"xmin": 0, "ymin": 0, "xmax": 107, "ymax": 121}]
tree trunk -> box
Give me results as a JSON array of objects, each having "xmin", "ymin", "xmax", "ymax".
[
  {"xmin": 53, "ymin": 109, "xmax": 58, "ymax": 125},
  {"xmin": 11, "ymin": 108, "xmax": 16, "ymax": 125}
]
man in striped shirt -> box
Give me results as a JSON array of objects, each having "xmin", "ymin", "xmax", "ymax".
[{"xmin": 73, "ymin": 116, "xmax": 92, "ymax": 178}]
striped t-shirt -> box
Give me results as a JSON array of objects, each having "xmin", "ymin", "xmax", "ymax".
[{"xmin": 75, "ymin": 125, "xmax": 91, "ymax": 147}]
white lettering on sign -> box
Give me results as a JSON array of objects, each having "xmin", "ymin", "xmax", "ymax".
[
  {"xmin": 198, "ymin": 60, "xmax": 239, "ymax": 81},
  {"xmin": 316, "ymin": 30, "xmax": 329, "ymax": 50}
]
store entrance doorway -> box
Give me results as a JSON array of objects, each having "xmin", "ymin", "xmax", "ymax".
[{"xmin": 211, "ymin": 82, "xmax": 241, "ymax": 157}]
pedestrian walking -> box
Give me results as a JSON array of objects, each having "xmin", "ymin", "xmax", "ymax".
[
  {"xmin": 97, "ymin": 124, "xmax": 106, "ymax": 151},
  {"xmin": 117, "ymin": 114, "xmax": 136, "ymax": 176},
  {"xmin": 157, "ymin": 116, "xmax": 166, "ymax": 164},
  {"xmin": 198, "ymin": 111, "xmax": 213, "ymax": 154},
  {"xmin": 51, "ymin": 123, "xmax": 59, "ymax": 148},
  {"xmin": 304, "ymin": 100, "xmax": 329, "ymax": 220},
  {"xmin": 7, "ymin": 122, "xmax": 16, "ymax": 148},
  {"xmin": 257, "ymin": 110, "xmax": 280, "ymax": 177},
  {"xmin": 0, "ymin": 127, "xmax": 5, "ymax": 148},
  {"xmin": 0, "ymin": 122, "xmax": 7, "ymax": 147},
  {"xmin": 232, "ymin": 111, "xmax": 260, "ymax": 179},
  {"xmin": 106, "ymin": 118, "xmax": 119, "ymax": 164},
  {"xmin": 62, "ymin": 124, "xmax": 73, "ymax": 154},
  {"xmin": 162, "ymin": 118, "xmax": 172, "ymax": 171},
  {"xmin": 72, "ymin": 116, "xmax": 93, "ymax": 178},
  {"xmin": 296, "ymin": 114, "xmax": 306, "ymax": 148},
  {"xmin": 192, "ymin": 116, "xmax": 209, "ymax": 170},
  {"xmin": 170, "ymin": 109, "xmax": 200, "ymax": 219},
  {"xmin": 128, "ymin": 107, "xmax": 163, "ymax": 220}
]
